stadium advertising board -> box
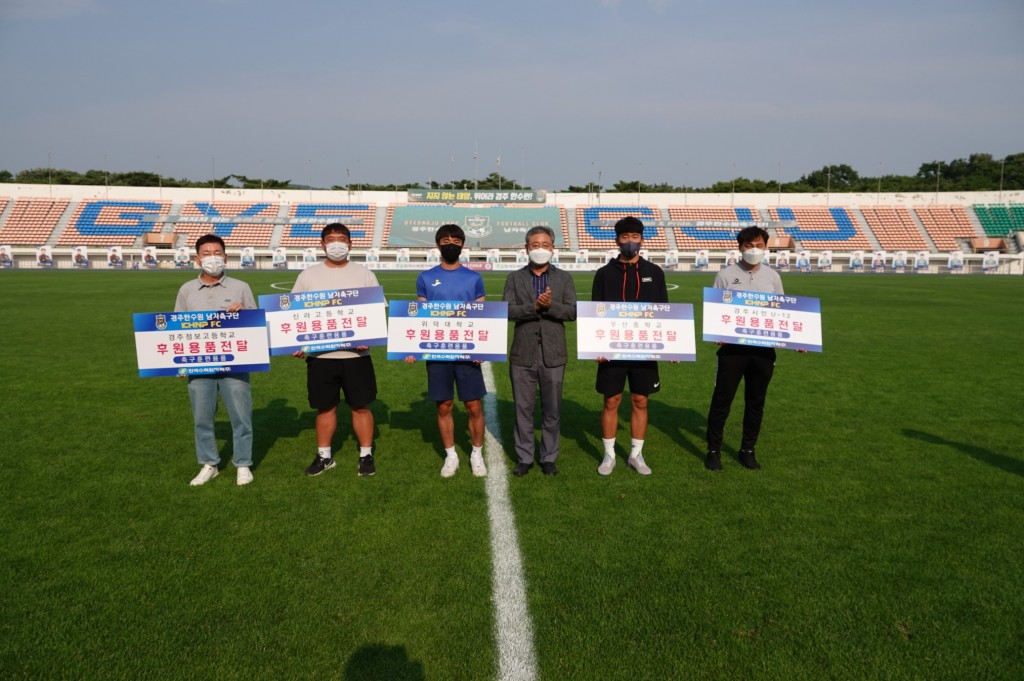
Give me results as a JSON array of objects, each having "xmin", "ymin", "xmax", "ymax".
[
  {"xmin": 702, "ymin": 288, "xmax": 822, "ymax": 352},
  {"xmin": 386, "ymin": 300, "xmax": 508, "ymax": 362},
  {"xmin": 407, "ymin": 189, "xmax": 546, "ymax": 203},
  {"xmin": 133, "ymin": 309, "xmax": 271, "ymax": 377},
  {"xmin": 258, "ymin": 287, "xmax": 388, "ymax": 356},
  {"xmin": 576, "ymin": 301, "xmax": 697, "ymax": 362},
  {"xmin": 388, "ymin": 206, "xmax": 564, "ymax": 248}
]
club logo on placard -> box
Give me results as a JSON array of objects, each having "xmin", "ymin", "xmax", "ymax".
[
  {"xmin": 596, "ymin": 303, "xmax": 607, "ymax": 318},
  {"xmin": 155, "ymin": 314, "xmax": 167, "ymax": 331},
  {"xmin": 280, "ymin": 295, "xmax": 291, "ymax": 310},
  {"xmin": 407, "ymin": 301, "xmax": 418, "ymax": 316},
  {"xmin": 722, "ymin": 290, "xmax": 733, "ymax": 304}
]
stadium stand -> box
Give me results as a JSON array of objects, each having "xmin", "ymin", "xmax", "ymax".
[
  {"xmin": 576, "ymin": 206, "xmax": 668, "ymax": 249},
  {"xmin": 768, "ymin": 207, "xmax": 872, "ymax": 250},
  {"xmin": 860, "ymin": 206, "xmax": 930, "ymax": 251},
  {"xmin": 175, "ymin": 201, "xmax": 279, "ymax": 247},
  {"xmin": 668, "ymin": 207, "xmax": 759, "ymax": 249},
  {"xmin": 279, "ymin": 203, "xmax": 376, "ymax": 248},
  {"xmin": 58, "ymin": 199, "xmax": 173, "ymax": 246},
  {"xmin": 914, "ymin": 205, "xmax": 978, "ymax": 251},
  {"xmin": 0, "ymin": 198, "xmax": 70, "ymax": 245},
  {"xmin": 973, "ymin": 204, "xmax": 1024, "ymax": 237}
]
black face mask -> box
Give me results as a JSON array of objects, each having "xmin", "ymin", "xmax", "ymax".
[
  {"xmin": 619, "ymin": 241, "xmax": 641, "ymax": 259},
  {"xmin": 439, "ymin": 244, "xmax": 462, "ymax": 264}
]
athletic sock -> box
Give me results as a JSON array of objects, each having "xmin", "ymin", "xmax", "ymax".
[
  {"xmin": 444, "ymin": 446, "xmax": 458, "ymax": 458},
  {"xmin": 630, "ymin": 438, "xmax": 644, "ymax": 458},
  {"xmin": 359, "ymin": 446, "xmax": 372, "ymax": 458},
  {"xmin": 318, "ymin": 446, "xmax": 332, "ymax": 459},
  {"xmin": 471, "ymin": 445, "xmax": 483, "ymax": 457},
  {"xmin": 602, "ymin": 438, "xmax": 616, "ymax": 456}
]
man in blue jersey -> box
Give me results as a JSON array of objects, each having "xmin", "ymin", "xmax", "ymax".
[{"xmin": 407, "ymin": 224, "xmax": 488, "ymax": 478}]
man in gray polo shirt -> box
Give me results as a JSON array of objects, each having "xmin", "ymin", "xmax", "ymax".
[
  {"xmin": 174, "ymin": 234, "xmax": 257, "ymax": 487},
  {"xmin": 705, "ymin": 225, "xmax": 785, "ymax": 471}
]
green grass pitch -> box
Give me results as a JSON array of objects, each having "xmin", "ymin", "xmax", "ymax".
[{"xmin": 1, "ymin": 269, "xmax": 1021, "ymax": 680}]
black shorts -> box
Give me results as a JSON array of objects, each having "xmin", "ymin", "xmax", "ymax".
[
  {"xmin": 595, "ymin": 360, "xmax": 661, "ymax": 397},
  {"xmin": 306, "ymin": 355, "xmax": 377, "ymax": 410}
]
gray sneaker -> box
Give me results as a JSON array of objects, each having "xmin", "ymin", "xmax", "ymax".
[
  {"xmin": 597, "ymin": 454, "xmax": 616, "ymax": 476},
  {"xmin": 628, "ymin": 454, "xmax": 652, "ymax": 476}
]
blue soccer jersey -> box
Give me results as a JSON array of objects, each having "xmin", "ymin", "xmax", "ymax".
[{"xmin": 416, "ymin": 265, "xmax": 486, "ymax": 302}]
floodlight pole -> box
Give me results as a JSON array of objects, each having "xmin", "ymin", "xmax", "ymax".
[
  {"xmin": 877, "ymin": 162, "xmax": 882, "ymax": 205},
  {"xmin": 777, "ymin": 162, "xmax": 781, "ymax": 206},
  {"xmin": 935, "ymin": 161, "xmax": 941, "ymax": 204},
  {"xmin": 999, "ymin": 158, "xmax": 1005, "ymax": 203},
  {"xmin": 48, "ymin": 151, "xmax": 52, "ymax": 198}
]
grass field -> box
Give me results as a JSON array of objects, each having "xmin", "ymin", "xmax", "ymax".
[{"xmin": 1, "ymin": 268, "xmax": 1022, "ymax": 680}]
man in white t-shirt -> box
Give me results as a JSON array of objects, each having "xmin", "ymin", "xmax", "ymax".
[{"xmin": 292, "ymin": 223, "xmax": 381, "ymax": 478}]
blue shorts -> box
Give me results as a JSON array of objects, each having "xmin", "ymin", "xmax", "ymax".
[{"xmin": 426, "ymin": 361, "xmax": 486, "ymax": 403}]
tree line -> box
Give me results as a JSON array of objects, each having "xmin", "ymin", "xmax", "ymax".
[{"xmin": 3, "ymin": 152, "xmax": 1021, "ymax": 194}]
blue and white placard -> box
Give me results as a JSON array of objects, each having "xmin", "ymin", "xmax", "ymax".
[
  {"xmin": 387, "ymin": 300, "xmax": 508, "ymax": 361},
  {"xmin": 703, "ymin": 288, "xmax": 822, "ymax": 352},
  {"xmin": 259, "ymin": 286, "xmax": 388, "ymax": 356},
  {"xmin": 577, "ymin": 301, "xmax": 696, "ymax": 361},
  {"xmin": 133, "ymin": 309, "xmax": 271, "ymax": 377}
]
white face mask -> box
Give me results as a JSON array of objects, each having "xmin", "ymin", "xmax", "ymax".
[
  {"xmin": 200, "ymin": 255, "xmax": 225, "ymax": 276},
  {"xmin": 742, "ymin": 248, "xmax": 765, "ymax": 265},
  {"xmin": 325, "ymin": 242, "xmax": 350, "ymax": 262},
  {"xmin": 528, "ymin": 248, "xmax": 553, "ymax": 266}
]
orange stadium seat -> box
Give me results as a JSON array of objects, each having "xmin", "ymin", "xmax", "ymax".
[
  {"xmin": 914, "ymin": 205, "xmax": 978, "ymax": 251},
  {"xmin": 0, "ymin": 198, "xmax": 71, "ymax": 245},
  {"xmin": 279, "ymin": 203, "xmax": 376, "ymax": 249},
  {"xmin": 177, "ymin": 201, "xmax": 279, "ymax": 248},
  {"xmin": 59, "ymin": 199, "xmax": 172, "ymax": 246},
  {"xmin": 768, "ymin": 207, "xmax": 872, "ymax": 250},
  {"xmin": 576, "ymin": 206, "xmax": 667, "ymax": 250},
  {"xmin": 668, "ymin": 207, "xmax": 759, "ymax": 249},
  {"xmin": 860, "ymin": 206, "xmax": 929, "ymax": 251}
]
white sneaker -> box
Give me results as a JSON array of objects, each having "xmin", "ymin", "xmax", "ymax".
[
  {"xmin": 628, "ymin": 454, "xmax": 652, "ymax": 476},
  {"xmin": 440, "ymin": 454, "xmax": 460, "ymax": 478},
  {"xmin": 470, "ymin": 450, "xmax": 487, "ymax": 477},
  {"xmin": 190, "ymin": 464, "xmax": 219, "ymax": 486},
  {"xmin": 597, "ymin": 454, "xmax": 616, "ymax": 476},
  {"xmin": 236, "ymin": 466, "xmax": 254, "ymax": 486}
]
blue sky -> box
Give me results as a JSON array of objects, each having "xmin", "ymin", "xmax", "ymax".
[{"xmin": 1, "ymin": 0, "xmax": 1022, "ymax": 190}]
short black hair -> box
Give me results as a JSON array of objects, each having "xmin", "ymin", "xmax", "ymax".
[
  {"xmin": 321, "ymin": 223, "xmax": 351, "ymax": 241},
  {"xmin": 195, "ymin": 234, "xmax": 226, "ymax": 252},
  {"xmin": 736, "ymin": 225, "xmax": 769, "ymax": 247},
  {"xmin": 614, "ymin": 216, "xmax": 645, "ymax": 238},
  {"xmin": 435, "ymin": 223, "xmax": 466, "ymax": 245}
]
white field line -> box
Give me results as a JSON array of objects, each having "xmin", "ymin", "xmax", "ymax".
[{"xmin": 481, "ymin": 361, "xmax": 538, "ymax": 681}]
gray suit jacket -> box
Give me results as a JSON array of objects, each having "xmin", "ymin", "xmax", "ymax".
[{"xmin": 502, "ymin": 265, "xmax": 577, "ymax": 368}]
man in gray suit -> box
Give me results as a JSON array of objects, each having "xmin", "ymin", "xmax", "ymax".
[{"xmin": 502, "ymin": 226, "xmax": 578, "ymax": 476}]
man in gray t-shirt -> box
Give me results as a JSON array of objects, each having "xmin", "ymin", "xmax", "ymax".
[
  {"xmin": 292, "ymin": 223, "xmax": 381, "ymax": 478},
  {"xmin": 705, "ymin": 226, "xmax": 784, "ymax": 472},
  {"xmin": 174, "ymin": 234, "xmax": 257, "ymax": 487}
]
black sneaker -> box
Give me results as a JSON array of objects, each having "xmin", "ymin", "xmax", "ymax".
[
  {"xmin": 705, "ymin": 450, "xmax": 722, "ymax": 471},
  {"xmin": 513, "ymin": 462, "xmax": 533, "ymax": 477},
  {"xmin": 358, "ymin": 454, "xmax": 376, "ymax": 477},
  {"xmin": 738, "ymin": 449, "xmax": 761, "ymax": 470},
  {"xmin": 305, "ymin": 455, "xmax": 336, "ymax": 477}
]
